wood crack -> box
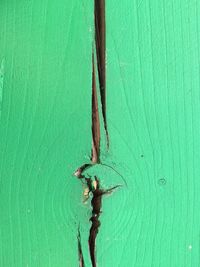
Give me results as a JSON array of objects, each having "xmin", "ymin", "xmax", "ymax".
[
  {"xmin": 77, "ymin": 226, "xmax": 85, "ymax": 267},
  {"xmin": 94, "ymin": 0, "xmax": 109, "ymax": 149},
  {"xmin": 74, "ymin": 1, "xmax": 121, "ymax": 266}
]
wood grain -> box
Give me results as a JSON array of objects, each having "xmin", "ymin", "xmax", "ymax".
[{"xmin": 0, "ymin": 0, "xmax": 200, "ymax": 266}]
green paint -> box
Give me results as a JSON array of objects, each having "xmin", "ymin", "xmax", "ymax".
[
  {"xmin": 0, "ymin": 58, "xmax": 4, "ymax": 118},
  {"xmin": 0, "ymin": 0, "xmax": 200, "ymax": 266}
]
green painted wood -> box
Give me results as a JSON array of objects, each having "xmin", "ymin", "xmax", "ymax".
[
  {"xmin": 1, "ymin": 1, "xmax": 200, "ymax": 266},
  {"xmin": 0, "ymin": 1, "xmax": 93, "ymax": 266}
]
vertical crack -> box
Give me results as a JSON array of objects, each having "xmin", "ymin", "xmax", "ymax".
[
  {"xmin": 91, "ymin": 52, "xmax": 100, "ymax": 164},
  {"xmin": 77, "ymin": 226, "xmax": 85, "ymax": 267},
  {"xmin": 86, "ymin": 177, "xmax": 121, "ymax": 267},
  {"xmin": 94, "ymin": 0, "xmax": 109, "ymax": 149},
  {"xmin": 74, "ymin": 1, "xmax": 121, "ymax": 266}
]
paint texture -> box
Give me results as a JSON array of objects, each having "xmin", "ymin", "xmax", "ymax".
[
  {"xmin": 1, "ymin": 1, "xmax": 200, "ymax": 267},
  {"xmin": 0, "ymin": 58, "xmax": 4, "ymax": 118}
]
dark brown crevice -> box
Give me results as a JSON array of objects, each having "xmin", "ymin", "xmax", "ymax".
[
  {"xmin": 77, "ymin": 226, "xmax": 85, "ymax": 267},
  {"xmin": 92, "ymin": 51, "xmax": 100, "ymax": 164},
  {"xmin": 74, "ymin": 1, "xmax": 121, "ymax": 266},
  {"xmin": 94, "ymin": 0, "xmax": 109, "ymax": 149},
  {"xmin": 75, "ymin": 174, "xmax": 121, "ymax": 267},
  {"xmin": 86, "ymin": 177, "xmax": 121, "ymax": 267},
  {"xmin": 74, "ymin": 163, "xmax": 92, "ymax": 179},
  {"xmin": 74, "ymin": 162, "xmax": 127, "ymax": 187}
]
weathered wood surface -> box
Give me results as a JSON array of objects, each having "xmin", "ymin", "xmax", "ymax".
[{"xmin": 1, "ymin": 1, "xmax": 200, "ymax": 266}]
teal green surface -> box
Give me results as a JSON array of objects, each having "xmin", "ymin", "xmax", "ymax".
[{"xmin": 1, "ymin": 1, "xmax": 200, "ymax": 266}]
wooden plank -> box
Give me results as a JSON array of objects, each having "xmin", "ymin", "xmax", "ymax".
[
  {"xmin": 0, "ymin": 1, "xmax": 93, "ymax": 266},
  {"xmin": 1, "ymin": 0, "xmax": 200, "ymax": 266}
]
